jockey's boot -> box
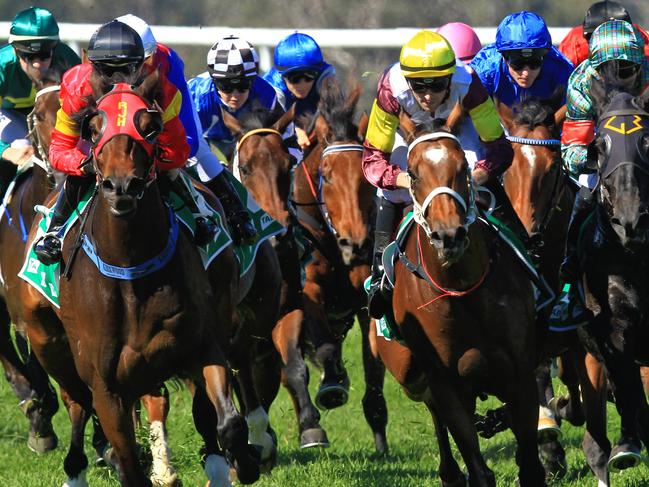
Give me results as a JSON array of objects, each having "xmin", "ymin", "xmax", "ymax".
[
  {"xmin": 481, "ymin": 179, "xmax": 530, "ymax": 246},
  {"xmin": 559, "ymin": 187, "xmax": 594, "ymax": 284},
  {"xmin": 34, "ymin": 175, "xmax": 88, "ymax": 265},
  {"xmin": 367, "ymin": 198, "xmax": 400, "ymax": 319},
  {"xmin": 206, "ymin": 171, "xmax": 256, "ymax": 246},
  {"xmin": 161, "ymin": 170, "xmax": 216, "ymax": 247}
]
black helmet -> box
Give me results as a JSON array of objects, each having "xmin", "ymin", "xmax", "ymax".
[
  {"xmin": 583, "ymin": 1, "xmax": 632, "ymax": 37},
  {"xmin": 87, "ymin": 20, "xmax": 144, "ymax": 69}
]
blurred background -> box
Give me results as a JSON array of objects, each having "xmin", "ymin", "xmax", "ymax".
[{"xmin": 1, "ymin": 0, "xmax": 647, "ymax": 112}]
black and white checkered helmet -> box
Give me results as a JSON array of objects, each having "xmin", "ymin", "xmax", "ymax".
[{"xmin": 207, "ymin": 36, "xmax": 259, "ymax": 79}]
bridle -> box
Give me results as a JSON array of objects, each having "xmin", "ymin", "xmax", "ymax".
[
  {"xmin": 26, "ymin": 84, "xmax": 60, "ymax": 176},
  {"xmin": 407, "ymin": 132, "xmax": 477, "ymax": 244}
]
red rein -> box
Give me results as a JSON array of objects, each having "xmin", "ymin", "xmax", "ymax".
[{"xmin": 415, "ymin": 225, "xmax": 489, "ymax": 309}]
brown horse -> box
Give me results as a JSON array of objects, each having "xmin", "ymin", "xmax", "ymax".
[
  {"xmin": 501, "ymin": 97, "xmax": 611, "ymax": 485},
  {"xmin": 290, "ymin": 78, "xmax": 389, "ymax": 452},
  {"xmin": 376, "ymin": 116, "xmax": 545, "ymax": 486},
  {"xmin": 0, "ymin": 73, "xmax": 61, "ymax": 453},
  {"xmin": 222, "ymin": 105, "xmax": 330, "ymax": 449},
  {"xmin": 19, "ymin": 73, "xmax": 262, "ymax": 486}
]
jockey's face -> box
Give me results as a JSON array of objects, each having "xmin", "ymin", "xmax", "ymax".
[
  {"xmin": 15, "ymin": 48, "xmax": 52, "ymax": 82},
  {"xmin": 505, "ymin": 54, "xmax": 543, "ymax": 89},
  {"xmin": 283, "ymin": 70, "xmax": 317, "ymax": 99},
  {"xmin": 408, "ymin": 76, "xmax": 451, "ymax": 113},
  {"xmin": 217, "ymin": 84, "xmax": 250, "ymax": 110}
]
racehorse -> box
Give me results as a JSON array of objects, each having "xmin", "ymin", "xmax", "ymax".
[
  {"xmin": 501, "ymin": 96, "xmax": 611, "ymax": 484},
  {"xmin": 576, "ymin": 72, "xmax": 649, "ymax": 474},
  {"xmin": 222, "ymin": 105, "xmax": 330, "ymax": 449},
  {"xmin": 0, "ymin": 72, "xmax": 61, "ymax": 453},
  {"xmin": 290, "ymin": 77, "xmax": 389, "ymax": 453},
  {"xmin": 376, "ymin": 115, "xmax": 545, "ymax": 486},
  {"xmin": 19, "ymin": 71, "xmax": 262, "ymax": 486}
]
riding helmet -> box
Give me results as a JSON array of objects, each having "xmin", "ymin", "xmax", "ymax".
[
  {"xmin": 400, "ymin": 30, "xmax": 456, "ymax": 78},
  {"xmin": 274, "ymin": 32, "xmax": 323, "ymax": 74},
  {"xmin": 207, "ymin": 36, "xmax": 259, "ymax": 79},
  {"xmin": 495, "ymin": 11, "xmax": 552, "ymax": 52},
  {"xmin": 583, "ymin": 1, "xmax": 631, "ymax": 37},
  {"xmin": 9, "ymin": 7, "xmax": 59, "ymax": 54},
  {"xmin": 87, "ymin": 20, "xmax": 144, "ymax": 67}
]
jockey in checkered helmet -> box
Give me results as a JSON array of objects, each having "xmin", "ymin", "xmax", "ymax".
[{"xmin": 207, "ymin": 36, "xmax": 259, "ymax": 86}]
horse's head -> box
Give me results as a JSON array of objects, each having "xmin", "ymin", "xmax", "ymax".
[
  {"xmin": 502, "ymin": 93, "xmax": 565, "ymax": 239},
  {"xmin": 223, "ymin": 104, "xmax": 295, "ymax": 226},
  {"xmin": 590, "ymin": 75, "xmax": 649, "ymax": 248},
  {"xmin": 29, "ymin": 70, "xmax": 63, "ymax": 171},
  {"xmin": 402, "ymin": 113, "xmax": 474, "ymax": 264},
  {"xmin": 79, "ymin": 71, "xmax": 163, "ymax": 217},
  {"xmin": 313, "ymin": 78, "xmax": 374, "ymax": 265}
]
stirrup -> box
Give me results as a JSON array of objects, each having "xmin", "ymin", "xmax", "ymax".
[
  {"xmin": 366, "ymin": 274, "xmax": 388, "ymax": 319},
  {"xmin": 34, "ymin": 232, "xmax": 63, "ymax": 266},
  {"xmin": 228, "ymin": 213, "xmax": 257, "ymax": 246}
]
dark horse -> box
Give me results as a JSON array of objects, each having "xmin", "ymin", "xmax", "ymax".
[
  {"xmin": 19, "ymin": 72, "xmax": 262, "ymax": 486},
  {"xmin": 576, "ymin": 74, "xmax": 649, "ymax": 474},
  {"xmin": 376, "ymin": 116, "xmax": 545, "ymax": 486},
  {"xmin": 0, "ymin": 73, "xmax": 61, "ymax": 453},
  {"xmin": 501, "ymin": 96, "xmax": 611, "ymax": 484},
  {"xmin": 290, "ymin": 78, "xmax": 388, "ymax": 452}
]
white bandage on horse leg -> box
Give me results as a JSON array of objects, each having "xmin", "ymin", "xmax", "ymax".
[
  {"xmin": 246, "ymin": 406, "xmax": 274, "ymax": 460},
  {"xmin": 149, "ymin": 420, "xmax": 178, "ymax": 486}
]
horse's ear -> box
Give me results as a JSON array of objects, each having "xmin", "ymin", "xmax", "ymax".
[
  {"xmin": 271, "ymin": 103, "xmax": 295, "ymax": 133},
  {"xmin": 137, "ymin": 69, "xmax": 161, "ymax": 103},
  {"xmin": 445, "ymin": 101, "xmax": 463, "ymax": 134},
  {"xmin": 399, "ymin": 110, "xmax": 418, "ymax": 144},
  {"xmin": 494, "ymin": 97, "xmax": 514, "ymax": 133},
  {"xmin": 634, "ymin": 83, "xmax": 649, "ymax": 112},
  {"xmin": 221, "ymin": 108, "xmax": 243, "ymax": 138},
  {"xmin": 314, "ymin": 115, "xmax": 330, "ymax": 143},
  {"xmin": 81, "ymin": 48, "xmax": 89, "ymax": 64},
  {"xmin": 357, "ymin": 111, "xmax": 369, "ymax": 139},
  {"xmin": 554, "ymin": 105, "xmax": 568, "ymax": 127}
]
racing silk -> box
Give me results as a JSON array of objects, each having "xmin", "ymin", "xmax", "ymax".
[
  {"xmin": 559, "ymin": 24, "xmax": 649, "ymax": 67},
  {"xmin": 142, "ymin": 43, "xmax": 199, "ymax": 158},
  {"xmin": 263, "ymin": 62, "xmax": 335, "ymax": 126},
  {"xmin": 470, "ymin": 44, "xmax": 573, "ymax": 107},
  {"xmin": 188, "ymin": 72, "xmax": 284, "ymax": 143},
  {"xmin": 562, "ymin": 21, "xmax": 649, "ymax": 175},
  {"xmin": 0, "ymin": 42, "xmax": 79, "ymax": 155},
  {"xmin": 362, "ymin": 61, "xmax": 512, "ymax": 190},
  {"xmin": 50, "ymin": 63, "xmax": 188, "ymax": 176}
]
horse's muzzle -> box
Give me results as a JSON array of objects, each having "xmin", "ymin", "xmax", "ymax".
[
  {"xmin": 430, "ymin": 226, "xmax": 468, "ymax": 264},
  {"xmin": 102, "ymin": 176, "xmax": 146, "ymax": 217}
]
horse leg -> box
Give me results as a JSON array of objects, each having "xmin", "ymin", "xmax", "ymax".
[
  {"xmin": 554, "ymin": 350, "xmax": 586, "ymax": 425},
  {"xmin": 360, "ymin": 314, "xmax": 388, "ymax": 454},
  {"xmin": 507, "ymin": 367, "xmax": 547, "ymax": 487},
  {"xmin": 535, "ymin": 360, "xmax": 566, "ymax": 479},
  {"xmin": 142, "ymin": 386, "xmax": 179, "ymax": 487},
  {"xmin": 425, "ymin": 397, "xmax": 466, "ymax": 486},
  {"xmin": 313, "ymin": 337, "xmax": 350, "ymax": 410},
  {"xmin": 272, "ymin": 309, "xmax": 328, "ymax": 448},
  {"xmin": 59, "ymin": 388, "xmax": 91, "ymax": 487},
  {"xmin": 92, "ymin": 389, "xmax": 150, "ymax": 487},
  {"xmin": 577, "ymin": 350, "xmax": 610, "ymax": 486}
]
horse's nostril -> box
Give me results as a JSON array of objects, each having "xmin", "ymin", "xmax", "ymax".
[
  {"xmin": 431, "ymin": 231, "xmax": 442, "ymax": 241},
  {"xmin": 456, "ymin": 226, "xmax": 467, "ymax": 240},
  {"xmin": 102, "ymin": 179, "xmax": 114, "ymax": 191},
  {"xmin": 338, "ymin": 238, "xmax": 351, "ymax": 248}
]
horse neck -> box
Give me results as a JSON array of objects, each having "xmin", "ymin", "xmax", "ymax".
[
  {"xmin": 412, "ymin": 223, "xmax": 490, "ymax": 289},
  {"xmin": 30, "ymin": 165, "xmax": 54, "ymax": 205},
  {"xmin": 294, "ymin": 142, "xmax": 328, "ymax": 231},
  {"xmin": 91, "ymin": 186, "xmax": 170, "ymax": 266}
]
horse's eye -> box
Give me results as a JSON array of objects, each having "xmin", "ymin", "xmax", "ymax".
[
  {"xmin": 239, "ymin": 164, "xmax": 251, "ymax": 177},
  {"xmin": 407, "ymin": 168, "xmax": 418, "ymax": 181}
]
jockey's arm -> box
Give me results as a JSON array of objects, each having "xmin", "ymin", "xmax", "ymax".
[
  {"xmin": 462, "ymin": 71, "xmax": 513, "ymax": 181},
  {"xmin": 561, "ymin": 75, "xmax": 596, "ymax": 177},
  {"xmin": 49, "ymin": 108, "xmax": 88, "ymax": 176},
  {"xmin": 166, "ymin": 48, "xmax": 199, "ymax": 158}
]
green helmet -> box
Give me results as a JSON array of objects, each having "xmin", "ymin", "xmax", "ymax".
[{"xmin": 9, "ymin": 7, "xmax": 59, "ymax": 53}]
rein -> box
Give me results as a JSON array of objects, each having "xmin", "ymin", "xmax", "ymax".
[
  {"xmin": 506, "ymin": 135, "xmax": 561, "ymax": 146},
  {"xmin": 235, "ymin": 128, "xmax": 282, "ymax": 153}
]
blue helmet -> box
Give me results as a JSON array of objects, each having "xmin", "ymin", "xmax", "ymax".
[
  {"xmin": 274, "ymin": 32, "xmax": 323, "ymax": 74},
  {"xmin": 495, "ymin": 11, "xmax": 552, "ymax": 52}
]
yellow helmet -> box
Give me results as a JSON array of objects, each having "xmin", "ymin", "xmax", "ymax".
[{"xmin": 400, "ymin": 30, "xmax": 456, "ymax": 78}]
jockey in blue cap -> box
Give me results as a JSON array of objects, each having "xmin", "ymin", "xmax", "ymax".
[
  {"xmin": 471, "ymin": 11, "xmax": 574, "ymax": 108},
  {"xmin": 263, "ymin": 32, "xmax": 335, "ymax": 149}
]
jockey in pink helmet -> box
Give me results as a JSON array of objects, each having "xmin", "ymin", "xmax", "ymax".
[{"xmin": 436, "ymin": 22, "xmax": 482, "ymax": 63}]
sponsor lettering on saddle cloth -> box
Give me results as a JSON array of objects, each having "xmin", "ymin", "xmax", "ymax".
[
  {"xmin": 365, "ymin": 211, "xmax": 553, "ymax": 343},
  {"xmin": 18, "ymin": 171, "xmax": 284, "ymax": 309}
]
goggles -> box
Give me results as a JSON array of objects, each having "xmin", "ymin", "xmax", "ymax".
[
  {"xmin": 214, "ymin": 78, "xmax": 253, "ymax": 94},
  {"xmin": 408, "ymin": 76, "xmax": 452, "ymax": 94},
  {"xmin": 283, "ymin": 70, "xmax": 318, "ymax": 84}
]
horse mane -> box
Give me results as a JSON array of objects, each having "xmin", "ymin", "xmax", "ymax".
[
  {"xmin": 317, "ymin": 77, "xmax": 361, "ymax": 142},
  {"xmin": 512, "ymin": 98, "xmax": 556, "ymax": 130},
  {"xmin": 237, "ymin": 101, "xmax": 280, "ymax": 132},
  {"xmin": 34, "ymin": 68, "xmax": 63, "ymax": 89}
]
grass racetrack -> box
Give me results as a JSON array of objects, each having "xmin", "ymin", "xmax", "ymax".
[{"xmin": 0, "ymin": 323, "xmax": 648, "ymax": 486}]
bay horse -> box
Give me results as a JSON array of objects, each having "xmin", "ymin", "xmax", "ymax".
[
  {"xmin": 290, "ymin": 77, "xmax": 389, "ymax": 452},
  {"xmin": 19, "ymin": 72, "xmax": 262, "ymax": 486},
  {"xmin": 376, "ymin": 116, "xmax": 545, "ymax": 486},
  {"xmin": 576, "ymin": 75, "xmax": 649, "ymax": 474},
  {"xmin": 222, "ymin": 105, "xmax": 330, "ymax": 450},
  {"xmin": 0, "ymin": 73, "xmax": 61, "ymax": 453},
  {"xmin": 501, "ymin": 96, "xmax": 611, "ymax": 484}
]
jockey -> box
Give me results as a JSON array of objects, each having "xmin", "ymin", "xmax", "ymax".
[
  {"xmin": 186, "ymin": 36, "xmax": 293, "ymax": 244},
  {"xmin": 551, "ymin": 19, "xmax": 649, "ymax": 326},
  {"xmin": 559, "ymin": 1, "xmax": 649, "ymax": 68},
  {"xmin": 116, "ymin": 17, "xmax": 255, "ymax": 245},
  {"xmin": 471, "ymin": 11, "xmax": 574, "ymax": 109},
  {"xmin": 363, "ymin": 30, "xmax": 521, "ymax": 318},
  {"xmin": 436, "ymin": 22, "xmax": 482, "ymax": 64},
  {"xmin": 263, "ymin": 32, "xmax": 335, "ymax": 150},
  {"xmin": 33, "ymin": 20, "xmax": 194, "ymax": 265},
  {"xmin": 0, "ymin": 7, "xmax": 80, "ymax": 193}
]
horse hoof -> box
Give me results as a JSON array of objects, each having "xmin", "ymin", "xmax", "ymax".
[
  {"xmin": 373, "ymin": 432, "xmax": 388, "ymax": 456},
  {"xmin": 300, "ymin": 427, "xmax": 330, "ymax": 449},
  {"xmin": 228, "ymin": 445, "xmax": 260, "ymax": 485},
  {"xmin": 608, "ymin": 439, "xmax": 642, "ymax": 473},
  {"xmin": 27, "ymin": 431, "xmax": 58, "ymax": 453},
  {"xmin": 62, "ymin": 470, "xmax": 88, "ymax": 487},
  {"xmin": 150, "ymin": 470, "xmax": 181, "ymax": 487},
  {"xmin": 440, "ymin": 473, "xmax": 469, "ymax": 487},
  {"xmin": 537, "ymin": 415, "xmax": 562, "ymax": 445},
  {"xmin": 539, "ymin": 441, "xmax": 567, "ymax": 480},
  {"xmin": 315, "ymin": 382, "xmax": 349, "ymax": 410}
]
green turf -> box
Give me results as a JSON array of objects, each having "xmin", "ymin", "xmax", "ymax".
[{"xmin": 0, "ymin": 324, "xmax": 648, "ymax": 486}]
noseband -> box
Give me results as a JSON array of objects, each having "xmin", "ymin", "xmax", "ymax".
[{"xmin": 407, "ymin": 132, "xmax": 477, "ymax": 242}]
